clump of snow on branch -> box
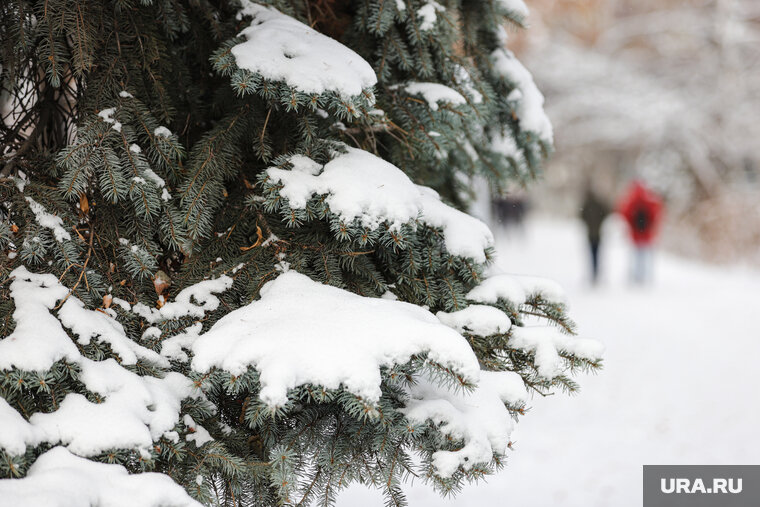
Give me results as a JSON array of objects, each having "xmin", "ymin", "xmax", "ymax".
[
  {"xmin": 401, "ymin": 82, "xmax": 466, "ymax": 111},
  {"xmin": 191, "ymin": 271, "xmax": 481, "ymax": 407},
  {"xmin": 24, "ymin": 197, "xmax": 71, "ymax": 242},
  {"xmin": 266, "ymin": 148, "xmax": 494, "ymax": 262},
  {"xmin": 97, "ymin": 107, "xmax": 122, "ymax": 132},
  {"xmin": 233, "ymin": 1, "xmax": 377, "ymax": 97},
  {"xmin": 496, "ymin": 0, "xmax": 529, "ymax": 19},
  {"xmin": 58, "ymin": 297, "xmax": 167, "ymax": 367},
  {"xmin": 153, "ymin": 126, "xmax": 172, "ymax": 138},
  {"xmin": 0, "ymin": 267, "xmax": 214, "ymax": 459},
  {"xmin": 490, "ymin": 130, "xmax": 525, "ymax": 163},
  {"xmin": 131, "ymin": 276, "xmax": 233, "ymax": 324},
  {"xmin": 0, "ymin": 447, "xmax": 201, "ymax": 507},
  {"xmin": 437, "ymin": 305, "xmax": 512, "ymax": 337},
  {"xmin": 491, "ymin": 48, "xmax": 553, "ymax": 143},
  {"xmin": 416, "ymin": 186, "xmax": 494, "ymax": 262},
  {"xmin": 183, "ymin": 414, "xmax": 214, "ymax": 447},
  {"xmin": 161, "ymin": 322, "xmax": 204, "ymax": 362},
  {"xmin": 510, "ymin": 326, "xmax": 604, "ymax": 379},
  {"xmin": 27, "ymin": 360, "xmax": 202, "ymax": 456},
  {"xmin": 0, "ymin": 268, "xmax": 78, "ymax": 372},
  {"xmin": 467, "ymin": 273, "xmax": 566, "ymax": 306},
  {"xmin": 403, "ymin": 370, "xmax": 528, "ymax": 478},
  {"xmin": 417, "ymin": 1, "xmax": 445, "ymax": 31}
]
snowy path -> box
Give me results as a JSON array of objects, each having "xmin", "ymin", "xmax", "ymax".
[{"xmin": 340, "ymin": 217, "xmax": 760, "ymax": 506}]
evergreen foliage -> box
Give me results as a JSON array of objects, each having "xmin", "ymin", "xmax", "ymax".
[{"xmin": 0, "ymin": 0, "xmax": 601, "ymax": 505}]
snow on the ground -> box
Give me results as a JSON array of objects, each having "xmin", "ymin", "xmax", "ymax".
[{"xmin": 340, "ymin": 215, "xmax": 760, "ymax": 506}]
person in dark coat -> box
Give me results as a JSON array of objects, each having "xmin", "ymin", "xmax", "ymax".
[
  {"xmin": 617, "ymin": 180, "xmax": 664, "ymax": 283},
  {"xmin": 580, "ymin": 188, "xmax": 609, "ymax": 284}
]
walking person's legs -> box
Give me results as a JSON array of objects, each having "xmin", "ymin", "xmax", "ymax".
[
  {"xmin": 632, "ymin": 245, "xmax": 653, "ymax": 284},
  {"xmin": 589, "ymin": 238, "xmax": 600, "ymax": 284}
]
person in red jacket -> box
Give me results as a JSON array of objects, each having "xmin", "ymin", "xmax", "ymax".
[{"xmin": 617, "ymin": 180, "xmax": 664, "ymax": 283}]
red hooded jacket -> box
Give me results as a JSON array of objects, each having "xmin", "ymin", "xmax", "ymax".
[{"xmin": 617, "ymin": 181, "xmax": 663, "ymax": 246}]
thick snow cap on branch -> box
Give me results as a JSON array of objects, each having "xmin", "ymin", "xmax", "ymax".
[
  {"xmin": 233, "ymin": 1, "xmax": 377, "ymax": 97},
  {"xmin": 266, "ymin": 148, "xmax": 494, "ymax": 262},
  {"xmin": 403, "ymin": 370, "xmax": 527, "ymax": 478},
  {"xmin": 491, "ymin": 48, "xmax": 553, "ymax": 143},
  {"xmin": 0, "ymin": 447, "xmax": 201, "ymax": 507},
  {"xmin": 191, "ymin": 271, "xmax": 481, "ymax": 407}
]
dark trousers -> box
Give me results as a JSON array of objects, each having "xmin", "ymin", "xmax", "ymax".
[{"xmin": 589, "ymin": 238, "xmax": 600, "ymax": 283}]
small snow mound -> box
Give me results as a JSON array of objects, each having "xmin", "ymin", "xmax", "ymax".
[
  {"xmin": 402, "ymin": 82, "xmax": 466, "ymax": 111},
  {"xmin": 153, "ymin": 126, "xmax": 172, "ymax": 138},
  {"xmin": 437, "ymin": 305, "xmax": 512, "ymax": 337},
  {"xmin": 510, "ymin": 326, "xmax": 604, "ymax": 379},
  {"xmin": 496, "ymin": 0, "xmax": 529, "ymax": 18},
  {"xmin": 233, "ymin": 1, "xmax": 377, "ymax": 97},
  {"xmin": 25, "ymin": 197, "xmax": 71, "ymax": 242},
  {"xmin": 467, "ymin": 273, "xmax": 566, "ymax": 306},
  {"xmin": 417, "ymin": 1, "xmax": 445, "ymax": 31}
]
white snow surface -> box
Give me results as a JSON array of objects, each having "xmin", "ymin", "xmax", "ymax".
[
  {"xmin": 191, "ymin": 270, "xmax": 481, "ymax": 407},
  {"xmin": 0, "ymin": 268, "xmax": 78, "ymax": 372},
  {"xmin": 509, "ymin": 325, "xmax": 603, "ymax": 379},
  {"xmin": 436, "ymin": 305, "xmax": 512, "ymax": 337},
  {"xmin": 416, "ymin": 185, "xmax": 494, "ymax": 262},
  {"xmin": 402, "ymin": 370, "xmax": 527, "ymax": 478},
  {"xmin": 233, "ymin": 1, "xmax": 377, "ymax": 97},
  {"xmin": 153, "ymin": 126, "xmax": 172, "ymax": 138},
  {"xmin": 24, "ymin": 197, "xmax": 71, "ymax": 242},
  {"xmin": 496, "ymin": 0, "xmax": 529, "ymax": 18},
  {"xmin": 0, "ymin": 397, "xmax": 37, "ymax": 456},
  {"xmin": 491, "ymin": 48, "xmax": 553, "ymax": 143},
  {"xmin": 417, "ymin": 1, "xmax": 445, "ymax": 31},
  {"xmin": 0, "ymin": 447, "xmax": 201, "ymax": 507},
  {"xmin": 161, "ymin": 322, "xmax": 204, "ymax": 362},
  {"xmin": 340, "ymin": 216, "xmax": 760, "ymax": 506},
  {"xmin": 97, "ymin": 107, "xmax": 122, "ymax": 132},
  {"xmin": 267, "ymin": 148, "xmax": 494, "ymax": 261},
  {"xmin": 132, "ymin": 275, "xmax": 232, "ymax": 324},
  {"xmin": 466, "ymin": 272, "xmax": 566, "ymax": 306},
  {"xmin": 28, "ymin": 359, "xmax": 198, "ymax": 456},
  {"xmin": 58, "ymin": 296, "xmax": 168, "ymax": 367},
  {"xmin": 402, "ymin": 82, "xmax": 466, "ymax": 111},
  {"xmin": 0, "ymin": 267, "xmax": 206, "ymax": 459},
  {"xmin": 183, "ymin": 414, "xmax": 214, "ymax": 447},
  {"xmin": 489, "ymin": 131, "xmax": 521, "ymax": 159}
]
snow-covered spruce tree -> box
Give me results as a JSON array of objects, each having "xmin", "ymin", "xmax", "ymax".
[{"xmin": 0, "ymin": 0, "xmax": 603, "ymax": 505}]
